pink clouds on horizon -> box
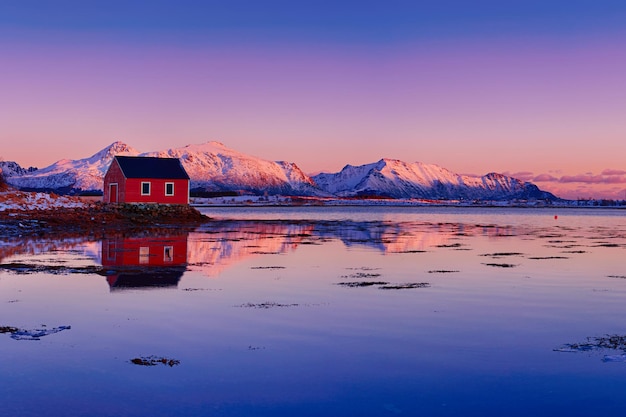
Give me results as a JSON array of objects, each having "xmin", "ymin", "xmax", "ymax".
[
  {"xmin": 601, "ymin": 169, "xmax": 626, "ymax": 176},
  {"xmin": 532, "ymin": 171, "xmax": 626, "ymax": 185},
  {"xmin": 502, "ymin": 170, "xmax": 626, "ymax": 200}
]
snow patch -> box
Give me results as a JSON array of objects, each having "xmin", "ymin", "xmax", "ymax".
[{"xmin": 0, "ymin": 191, "xmax": 88, "ymax": 211}]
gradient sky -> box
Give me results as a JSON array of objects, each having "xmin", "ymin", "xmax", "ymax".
[{"xmin": 1, "ymin": 0, "xmax": 625, "ymax": 199}]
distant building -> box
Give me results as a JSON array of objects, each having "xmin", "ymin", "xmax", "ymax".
[{"xmin": 103, "ymin": 156, "xmax": 190, "ymax": 204}]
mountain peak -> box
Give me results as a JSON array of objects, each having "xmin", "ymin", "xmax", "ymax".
[
  {"xmin": 140, "ymin": 141, "xmax": 322, "ymax": 196},
  {"xmin": 176, "ymin": 141, "xmax": 237, "ymax": 156},
  {"xmin": 484, "ymin": 172, "xmax": 507, "ymax": 179},
  {"xmin": 89, "ymin": 141, "xmax": 140, "ymax": 162},
  {"xmin": 312, "ymin": 160, "xmax": 558, "ymax": 200}
]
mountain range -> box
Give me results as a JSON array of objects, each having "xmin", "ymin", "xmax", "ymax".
[{"xmin": 0, "ymin": 141, "xmax": 558, "ymax": 201}]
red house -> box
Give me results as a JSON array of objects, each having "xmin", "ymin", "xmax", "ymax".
[{"xmin": 103, "ymin": 156, "xmax": 190, "ymax": 204}]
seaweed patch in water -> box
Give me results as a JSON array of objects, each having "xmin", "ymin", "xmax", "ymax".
[
  {"xmin": 341, "ymin": 272, "xmax": 382, "ymax": 279},
  {"xmin": 337, "ymin": 281, "xmax": 389, "ymax": 288},
  {"xmin": 237, "ymin": 302, "xmax": 299, "ymax": 309},
  {"xmin": 130, "ymin": 356, "xmax": 180, "ymax": 367},
  {"xmin": 248, "ymin": 346, "xmax": 266, "ymax": 351},
  {"xmin": 0, "ymin": 263, "xmax": 104, "ymax": 275},
  {"xmin": 436, "ymin": 243, "xmax": 463, "ymax": 248},
  {"xmin": 607, "ymin": 275, "xmax": 626, "ymax": 279},
  {"xmin": 391, "ymin": 250, "xmax": 427, "ymax": 253},
  {"xmin": 482, "ymin": 263, "xmax": 518, "ymax": 268},
  {"xmin": 379, "ymin": 283, "xmax": 430, "ymax": 290},
  {"xmin": 554, "ymin": 334, "xmax": 626, "ymax": 362},
  {"xmin": 0, "ymin": 326, "xmax": 19, "ymax": 333},
  {"xmin": 479, "ymin": 252, "xmax": 524, "ymax": 257},
  {"xmin": 427, "ymin": 270, "xmax": 459, "ymax": 274},
  {"xmin": 555, "ymin": 335, "xmax": 626, "ymax": 352},
  {"xmin": 250, "ymin": 266, "xmax": 286, "ymax": 270},
  {"xmin": 1, "ymin": 325, "xmax": 71, "ymax": 341}
]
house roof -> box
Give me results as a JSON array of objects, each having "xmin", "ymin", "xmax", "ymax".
[{"xmin": 113, "ymin": 156, "xmax": 190, "ymax": 180}]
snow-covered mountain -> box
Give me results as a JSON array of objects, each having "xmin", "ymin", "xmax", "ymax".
[
  {"xmin": 4, "ymin": 141, "xmax": 558, "ymax": 200},
  {"xmin": 0, "ymin": 161, "xmax": 38, "ymax": 178},
  {"xmin": 5, "ymin": 141, "xmax": 322, "ymax": 196},
  {"xmin": 144, "ymin": 142, "xmax": 323, "ymax": 196},
  {"xmin": 313, "ymin": 159, "xmax": 557, "ymax": 200},
  {"xmin": 6, "ymin": 142, "xmax": 139, "ymax": 193}
]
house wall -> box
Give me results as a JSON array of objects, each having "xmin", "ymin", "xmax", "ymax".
[
  {"xmin": 103, "ymin": 160, "xmax": 127, "ymax": 203},
  {"xmin": 124, "ymin": 178, "xmax": 189, "ymax": 204}
]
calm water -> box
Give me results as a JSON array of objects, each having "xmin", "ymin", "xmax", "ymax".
[{"xmin": 1, "ymin": 207, "xmax": 626, "ymax": 416}]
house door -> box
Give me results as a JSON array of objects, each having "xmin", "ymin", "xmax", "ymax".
[{"xmin": 109, "ymin": 183, "xmax": 118, "ymax": 203}]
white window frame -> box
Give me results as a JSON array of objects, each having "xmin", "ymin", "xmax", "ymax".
[
  {"xmin": 141, "ymin": 181, "xmax": 151, "ymax": 196},
  {"xmin": 165, "ymin": 182, "xmax": 175, "ymax": 196}
]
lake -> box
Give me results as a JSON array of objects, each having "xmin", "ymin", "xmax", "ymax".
[{"xmin": 1, "ymin": 206, "xmax": 625, "ymax": 416}]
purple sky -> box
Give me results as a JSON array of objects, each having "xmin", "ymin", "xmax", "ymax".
[{"xmin": 1, "ymin": 1, "xmax": 626, "ymax": 199}]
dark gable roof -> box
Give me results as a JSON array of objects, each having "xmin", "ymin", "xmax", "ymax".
[{"xmin": 114, "ymin": 156, "xmax": 190, "ymax": 180}]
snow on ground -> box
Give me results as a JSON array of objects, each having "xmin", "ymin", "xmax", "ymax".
[{"xmin": 0, "ymin": 191, "xmax": 88, "ymax": 211}]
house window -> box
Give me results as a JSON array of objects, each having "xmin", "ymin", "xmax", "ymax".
[
  {"xmin": 141, "ymin": 182, "xmax": 151, "ymax": 195},
  {"xmin": 164, "ymin": 246, "xmax": 174, "ymax": 262},
  {"xmin": 139, "ymin": 247, "xmax": 150, "ymax": 264},
  {"xmin": 165, "ymin": 182, "xmax": 174, "ymax": 196}
]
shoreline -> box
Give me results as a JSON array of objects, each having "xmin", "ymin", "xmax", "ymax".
[
  {"xmin": 191, "ymin": 202, "xmax": 626, "ymax": 209},
  {"xmin": 1, "ymin": 189, "xmax": 624, "ymax": 238},
  {"xmin": 0, "ymin": 203, "xmax": 209, "ymax": 238}
]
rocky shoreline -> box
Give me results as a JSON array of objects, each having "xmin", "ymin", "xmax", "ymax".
[{"xmin": 0, "ymin": 203, "xmax": 210, "ymax": 238}]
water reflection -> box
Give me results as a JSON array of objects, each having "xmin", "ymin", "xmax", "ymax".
[
  {"xmin": 2, "ymin": 209, "xmax": 626, "ymax": 417},
  {"xmin": 101, "ymin": 234, "xmax": 188, "ymax": 290},
  {"xmin": 185, "ymin": 220, "xmax": 528, "ymax": 275},
  {"xmin": 1, "ymin": 218, "xmax": 624, "ymax": 280}
]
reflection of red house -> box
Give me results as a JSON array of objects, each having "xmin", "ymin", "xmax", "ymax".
[
  {"xmin": 101, "ymin": 235, "xmax": 188, "ymax": 289},
  {"xmin": 102, "ymin": 235, "xmax": 188, "ymax": 268},
  {"xmin": 103, "ymin": 156, "xmax": 190, "ymax": 204}
]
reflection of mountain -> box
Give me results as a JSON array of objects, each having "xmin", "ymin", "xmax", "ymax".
[
  {"xmin": 312, "ymin": 221, "xmax": 449, "ymax": 253},
  {"xmin": 187, "ymin": 220, "xmax": 457, "ymax": 276},
  {"xmin": 101, "ymin": 234, "xmax": 188, "ymax": 290},
  {"xmin": 187, "ymin": 222, "xmax": 315, "ymax": 277},
  {"xmin": 0, "ymin": 237, "xmax": 95, "ymax": 264},
  {"xmin": 0, "ymin": 220, "xmax": 522, "ymax": 280}
]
